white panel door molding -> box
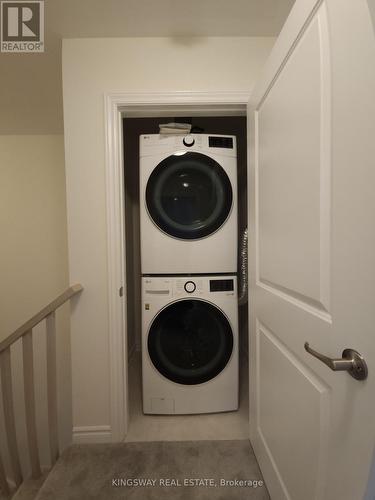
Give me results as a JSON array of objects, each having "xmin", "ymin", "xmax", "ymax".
[
  {"xmin": 248, "ymin": 0, "xmax": 375, "ymax": 499},
  {"xmin": 255, "ymin": 2, "xmax": 332, "ymax": 323}
]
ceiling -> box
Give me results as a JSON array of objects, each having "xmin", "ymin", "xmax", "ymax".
[
  {"xmin": 48, "ymin": 0, "xmax": 295, "ymax": 38},
  {"xmin": 0, "ymin": 0, "xmax": 295, "ymax": 134}
]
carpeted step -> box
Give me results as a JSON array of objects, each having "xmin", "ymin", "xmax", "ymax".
[
  {"xmin": 34, "ymin": 440, "xmax": 269, "ymax": 499},
  {"xmin": 0, "ymin": 472, "xmax": 48, "ymax": 500},
  {"xmin": 0, "ymin": 486, "xmax": 10, "ymax": 500},
  {"xmin": 12, "ymin": 473, "xmax": 48, "ymax": 500}
]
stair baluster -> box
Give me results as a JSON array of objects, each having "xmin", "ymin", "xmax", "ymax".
[
  {"xmin": 0, "ymin": 454, "xmax": 9, "ymax": 496},
  {"xmin": 22, "ymin": 330, "xmax": 42, "ymax": 478},
  {"xmin": 0, "ymin": 347, "xmax": 23, "ymax": 486},
  {"xmin": 46, "ymin": 312, "xmax": 59, "ymax": 465}
]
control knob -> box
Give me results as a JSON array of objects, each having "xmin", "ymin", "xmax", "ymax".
[
  {"xmin": 184, "ymin": 281, "xmax": 196, "ymax": 293},
  {"xmin": 183, "ymin": 135, "xmax": 195, "ymax": 147}
]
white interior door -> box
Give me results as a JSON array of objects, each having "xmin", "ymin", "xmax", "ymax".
[{"xmin": 248, "ymin": 0, "xmax": 375, "ymax": 499}]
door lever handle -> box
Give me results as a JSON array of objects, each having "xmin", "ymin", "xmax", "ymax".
[{"xmin": 304, "ymin": 342, "xmax": 368, "ymax": 381}]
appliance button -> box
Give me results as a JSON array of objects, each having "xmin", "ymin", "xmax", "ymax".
[
  {"xmin": 184, "ymin": 281, "xmax": 196, "ymax": 293},
  {"xmin": 183, "ymin": 136, "xmax": 195, "ymax": 147}
]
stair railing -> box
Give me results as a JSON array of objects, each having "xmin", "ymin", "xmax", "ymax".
[{"xmin": 0, "ymin": 284, "xmax": 83, "ymax": 496}]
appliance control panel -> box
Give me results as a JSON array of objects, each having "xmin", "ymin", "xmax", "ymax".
[
  {"xmin": 143, "ymin": 276, "xmax": 236, "ymax": 300},
  {"xmin": 173, "ymin": 278, "xmax": 235, "ymax": 297},
  {"xmin": 140, "ymin": 134, "xmax": 236, "ymax": 158}
]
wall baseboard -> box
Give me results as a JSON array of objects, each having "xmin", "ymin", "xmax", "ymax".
[{"xmin": 73, "ymin": 425, "xmax": 113, "ymax": 444}]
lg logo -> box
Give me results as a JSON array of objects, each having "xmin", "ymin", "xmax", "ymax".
[{"xmin": 1, "ymin": 1, "xmax": 44, "ymax": 52}]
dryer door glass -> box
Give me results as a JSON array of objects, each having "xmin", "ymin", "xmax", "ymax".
[
  {"xmin": 146, "ymin": 152, "xmax": 233, "ymax": 239},
  {"xmin": 147, "ymin": 299, "xmax": 233, "ymax": 385}
]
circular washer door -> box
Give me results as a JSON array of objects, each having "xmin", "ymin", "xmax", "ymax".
[
  {"xmin": 146, "ymin": 152, "xmax": 233, "ymax": 240},
  {"xmin": 147, "ymin": 299, "xmax": 233, "ymax": 385}
]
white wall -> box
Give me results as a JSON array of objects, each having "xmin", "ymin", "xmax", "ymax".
[
  {"xmin": 0, "ymin": 135, "xmax": 71, "ymax": 478},
  {"xmin": 0, "ymin": 135, "xmax": 68, "ymax": 336},
  {"xmin": 62, "ymin": 36, "xmax": 275, "ymax": 441}
]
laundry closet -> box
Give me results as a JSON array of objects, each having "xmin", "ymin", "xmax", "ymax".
[
  {"xmin": 123, "ymin": 116, "xmax": 249, "ymax": 441},
  {"xmin": 59, "ymin": 2, "xmax": 375, "ymax": 496}
]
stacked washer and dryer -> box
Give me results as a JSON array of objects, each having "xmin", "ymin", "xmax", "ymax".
[{"xmin": 139, "ymin": 133, "xmax": 239, "ymax": 415}]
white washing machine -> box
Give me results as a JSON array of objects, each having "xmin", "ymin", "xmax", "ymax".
[
  {"xmin": 140, "ymin": 134, "xmax": 238, "ymax": 274},
  {"xmin": 142, "ymin": 275, "xmax": 239, "ymax": 415}
]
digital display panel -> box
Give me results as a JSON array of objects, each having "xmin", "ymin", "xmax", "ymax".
[
  {"xmin": 209, "ymin": 279, "xmax": 234, "ymax": 292},
  {"xmin": 208, "ymin": 136, "xmax": 234, "ymax": 149}
]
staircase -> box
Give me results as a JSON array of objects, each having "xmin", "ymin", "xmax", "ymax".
[
  {"xmin": 1, "ymin": 474, "xmax": 47, "ymax": 500},
  {"xmin": 0, "ymin": 285, "xmax": 268, "ymax": 500},
  {"xmin": 0, "ymin": 285, "xmax": 83, "ymax": 500}
]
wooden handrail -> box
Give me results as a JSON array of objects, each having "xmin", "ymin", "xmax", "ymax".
[{"xmin": 0, "ymin": 284, "xmax": 83, "ymax": 353}]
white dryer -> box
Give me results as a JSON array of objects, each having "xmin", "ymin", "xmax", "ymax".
[
  {"xmin": 142, "ymin": 275, "xmax": 239, "ymax": 415},
  {"xmin": 140, "ymin": 134, "xmax": 237, "ymax": 274}
]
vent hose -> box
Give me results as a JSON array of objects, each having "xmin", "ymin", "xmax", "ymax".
[{"xmin": 238, "ymin": 227, "xmax": 248, "ymax": 306}]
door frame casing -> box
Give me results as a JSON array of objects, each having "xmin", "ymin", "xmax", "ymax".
[{"xmin": 104, "ymin": 91, "xmax": 248, "ymax": 440}]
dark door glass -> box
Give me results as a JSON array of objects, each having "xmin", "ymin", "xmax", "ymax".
[
  {"xmin": 148, "ymin": 299, "xmax": 233, "ymax": 385},
  {"xmin": 146, "ymin": 152, "xmax": 232, "ymax": 239}
]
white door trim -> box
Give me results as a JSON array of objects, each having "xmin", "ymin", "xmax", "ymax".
[{"xmin": 104, "ymin": 91, "xmax": 249, "ymax": 441}]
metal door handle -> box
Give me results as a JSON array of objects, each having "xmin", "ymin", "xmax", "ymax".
[{"xmin": 304, "ymin": 342, "xmax": 368, "ymax": 381}]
